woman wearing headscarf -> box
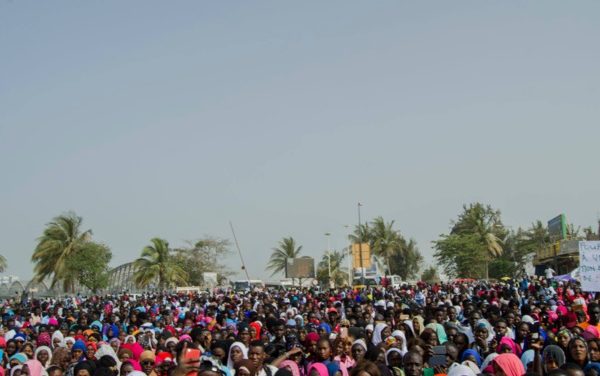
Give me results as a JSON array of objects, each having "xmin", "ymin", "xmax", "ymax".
[
  {"xmin": 390, "ymin": 331, "xmax": 407, "ymax": 356},
  {"xmin": 384, "ymin": 349, "xmax": 404, "ymax": 376},
  {"xmin": 227, "ymin": 342, "xmax": 248, "ymax": 370},
  {"xmin": 412, "ymin": 317, "xmax": 424, "ymax": 336},
  {"xmin": 351, "ymin": 340, "xmax": 367, "ymax": 365},
  {"xmin": 372, "ymin": 324, "xmax": 390, "ymax": 347},
  {"xmin": 446, "ymin": 364, "xmax": 476, "ymax": 376},
  {"xmin": 460, "ymin": 350, "xmax": 481, "ymax": 367},
  {"xmin": 424, "ymin": 324, "xmax": 447, "ymax": 345},
  {"xmin": 279, "ymin": 360, "xmax": 301, "ymax": 376},
  {"xmin": 23, "ymin": 360, "xmax": 44, "ymax": 376},
  {"xmin": 542, "ymin": 345, "xmax": 566, "ymax": 374},
  {"xmin": 493, "ymin": 353, "xmax": 525, "ymax": 376},
  {"xmin": 568, "ymin": 337, "xmax": 590, "ymax": 369},
  {"xmin": 9, "ymin": 354, "xmax": 28, "ymax": 369},
  {"xmin": 496, "ymin": 337, "xmax": 522, "ymax": 357},
  {"xmin": 34, "ymin": 346, "xmax": 53, "ymax": 369},
  {"xmin": 51, "ymin": 332, "xmax": 65, "ymax": 350},
  {"xmin": 307, "ymin": 363, "xmax": 329, "ymax": 376},
  {"xmin": 318, "ymin": 324, "xmax": 332, "ymax": 339}
]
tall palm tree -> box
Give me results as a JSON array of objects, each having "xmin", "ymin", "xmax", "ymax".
[
  {"xmin": 267, "ymin": 237, "xmax": 302, "ymax": 284},
  {"xmin": 0, "ymin": 255, "xmax": 7, "ymax": 273},
  {"xmin": 317, "ymin": 250, "xmax": 348, "ymax": 287},
  {"xmin": 133, "ymin": 238, "xmax": 188, "ymax": 290},
  {"xmin": 31, "ymin": 212, "xmax": 92, "ymax": 291},
  {"xmin": 370, "ymin": 217, "xmax": 402, "ymax": 275}
]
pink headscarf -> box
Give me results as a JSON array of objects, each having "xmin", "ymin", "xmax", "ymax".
[
  {"xmin": 307, "ymin": 364, "xmax": 329, "ymax": 376},
  {"xmin": 280, "ymin": 360, "xmax": 301, "ymax": 376},
  {"xmin": 497, "ymin": 337, "xmax": 522, "ymax": 357},
  {"xmin": 24, "ymin": 360, "xmax": 44, "ymax": 376},
  {"xmin": 494, "ymin": 353, "xmax": 525, "ymax": 376}
]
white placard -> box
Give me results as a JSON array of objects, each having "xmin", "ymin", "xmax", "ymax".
[{"xmin": 579, "ymin": 241, "xmax": 600, "ymax": 292}]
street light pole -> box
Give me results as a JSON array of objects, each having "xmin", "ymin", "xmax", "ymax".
[
  {"xmin": 325, "ymin": 233, "xmax": 331, "ymax": 283},
  {"xmin": 358, "ymin": 202, "xmax": 365, "ymax": 285}
]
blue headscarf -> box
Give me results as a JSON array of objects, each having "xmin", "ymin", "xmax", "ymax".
[
  {"xmin": 72, "ymin": 340, "xmax": 87, "ymax": 354},
  {"xmin": 461, "ymin": 349, "xmax": 482, "ymax": 366},
  {"xmin": 318, "ymin": 323, "xmax": 332, "ymax": 335}
]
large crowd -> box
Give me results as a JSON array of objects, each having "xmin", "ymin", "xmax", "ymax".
[{"xmin": 1, "ymin": 275, "xmax": 599, "ymax": 376}]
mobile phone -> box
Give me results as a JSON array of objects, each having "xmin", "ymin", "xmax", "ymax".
[
  {"xmin": 433, "ymin": 346, "xmax": 447, "ymax": 355},
  {"xmin": 531, "ymin": 333, "xmax": 539, "ymax": 340},
  {"xmin": 184, "ymin": 348, "xmax": 201, "ymax": 376},
  {"xmin": 429, "ymin": 355, "xmax": 446, "ymax": 367},
  {"xmin": 399, "ymin": 314, "xmax": 410, "ymax": 320}
]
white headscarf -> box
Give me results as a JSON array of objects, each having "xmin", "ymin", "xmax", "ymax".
[
  {"xmin": 352, "ymin": 339, "xmax": 367, "ymax": 351},
  {"xmin": 447, "ymin": 364, "xmax": 476, "ymax": 376},
  {"xmin": 385, "ymin": 348, "xmax": 404, "ymax": 366},
  {"xmin": 34, "ymin": 346, "xmax": 53, "ymax": 368},
  {"xmin": 51, "ymin": 331, "xmax": 65, "ymax": 349},
  {"xmin": 95, "ymin": 344, "xmax": 121, "ymax": 371},
  {"xmin": 226, "ymin": 341, "xmax": 248, "ymax": 369},
  {"xmin": 372, "ymin": 323, "xmax": 388, "ymax": 346},
  {"xmin": 391, "ymin": 330, "xmax": 408, "ymax": 355}
]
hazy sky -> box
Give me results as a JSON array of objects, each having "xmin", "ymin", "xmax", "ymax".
[{"xmin": 1, "ymin": 1, "xmax": 599, "ymax": 282}]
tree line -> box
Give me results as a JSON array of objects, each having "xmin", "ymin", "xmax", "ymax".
[
  {"xmin": 24, "ymin": 205, "xmax": 600, "ymax": 291},
  {"xmin": 29, "ymin": 212, "xmax": 232, "ymax": 292}
]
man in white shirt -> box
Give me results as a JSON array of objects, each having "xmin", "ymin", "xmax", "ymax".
[{"xmin": 545, "ymin": 266, "xmax": 556, "ymax": 280}]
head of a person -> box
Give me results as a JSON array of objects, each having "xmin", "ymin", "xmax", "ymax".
[
  {"xmin": 233, "ymin": 360, "xmax": 257, "ymax": 376},
  {"xmin": 317, "ymin": 339, "xmax": 332, "ymax": 361},
  {"xmin": 248, "ymin": 341, "xmax": 267, "ymax": 368},
  {"xmin": 589, "ymin": 304, "xmax": 600, "ymax": 326},
  {"xmin": 140, "ymin": 351, "xmax": 156, "ymax": 375},
  {"xmin": 403, "ymin": 351, "xmax": 424, "ymax": 376},
  {"xmin": 351, "ymin": 341, "xmax": 367, "ymax": 363},
  {"xmin": 568, "ymin": 338, "xmax": 589, "ymax": 366},
  {"xmin": 349, "ymin": 361, "xmax": 381, "ymax": 376}
]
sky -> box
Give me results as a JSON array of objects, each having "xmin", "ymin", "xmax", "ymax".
[{"xmin": 1, "ymin": 1, "xmax": 599, "ymax": 282}]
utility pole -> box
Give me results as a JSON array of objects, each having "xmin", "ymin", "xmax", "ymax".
[
  {"xmin": 358, "ymin": 202, "xmax": 365, "ymax": 285},
  {"xmin": 325, "ymin": 233, "xmax": 331, "ymax": 287}
]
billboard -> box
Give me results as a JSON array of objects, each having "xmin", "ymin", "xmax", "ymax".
[
  {"xmin": 285, "ymin": 257, "xmax": 315, "ymax": 278},
  {"xmin": 548, "ymin": 214, "xmax": 567, "ymax": 240},
  {"xmin": 351, "ymin": 243, "xmax": 371, "ymax": 269}
]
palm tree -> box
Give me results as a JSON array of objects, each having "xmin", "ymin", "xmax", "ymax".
[
  {"xmin": 31, "ymin": 212, "xmax": 92, "ymax": 291},
  {"xmin": 267, "ymin": 237, "xmax": 302, "ymax": 284},
  {"xmin": 370, "ymin": 217, "xmax": 402, "ymax": 275},
  {"xmin": 452, "ymin": 203, "xmax": 504, "ymax": 279},
  {"xmin": 133, "ymin": 238, "xmax": 188, "ymax": 290},
  {"xmin": 317, "ymin": 250, "xmax": 348, "ymax": 287},
  {"xmin": 0, "ymin": 255, "xmax": 7, "ymax": 272}
]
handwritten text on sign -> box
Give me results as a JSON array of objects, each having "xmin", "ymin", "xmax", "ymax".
[{"xmin": 579, "ymin": 241, "xmax": 600, "ymax": 292}]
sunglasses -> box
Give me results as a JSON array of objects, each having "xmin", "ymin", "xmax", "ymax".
[{"xmin": 141, "ymin": 361, "xmax": 155, "ymax": 366}]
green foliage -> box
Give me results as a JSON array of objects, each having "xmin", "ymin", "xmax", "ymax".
[
  {"xmin": 133, "ymin": 238, "xmax": 188, "ymax": 289},
  {"xmin": 434, "ymin": 203, "xmax": 506, "ymax": 279},
  {"xmin": 267, "ymin": 237, "xmax": 302, "ymax": 277},
  {"xmin": 66, "ymin": 242, "xmax": 112, "ymax": 292},
  {"xmin": 0, "ymin": 255, "xmax": 6, "ymax": 273},
  {"xmin": 421, "ymin": 266, "xmax": 439, "ymax": 284},
  {"xmin": 31, "ymin": 212, "xmax": 94, "ymax": 291},
  {"xmin": 349, "ymin": 216, "xmax": 422, "ymax": 279},
  {"xmin": 173, "ymin": 237, "xmax": 232, "ymax": 286},
  {"xmin": 317, "ymin": 250, "xmax": 349, "ymax": 287}
]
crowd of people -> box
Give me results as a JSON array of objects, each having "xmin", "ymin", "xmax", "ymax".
[{"xmin": 1, "ymin": 275, "xmax": 599, "ymax": 376}]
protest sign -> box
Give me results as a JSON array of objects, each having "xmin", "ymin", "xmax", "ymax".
[{"xmin": 579, "ymin": 241, "xmax": 600, "ymax": 292}]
